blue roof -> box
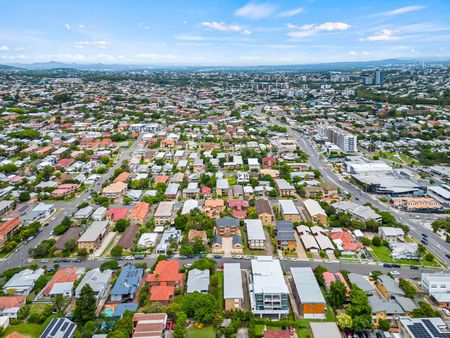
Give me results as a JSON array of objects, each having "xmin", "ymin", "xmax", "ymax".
[
  {"xmin": 111, "ymin": 265, "xmax": 143, "ymax": 296},
  {"xmin": 113, "ymin": 303, "xmax": 138, "ymax": 317}
]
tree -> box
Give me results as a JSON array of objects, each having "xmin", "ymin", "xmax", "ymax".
[
  {"xmin": 73, "ymin": 284, "xmax": 97, "ymax": 324},
  {"xmin": 347, "ymin": 286, "xmax": 372, "ymax": 332},
  {"xmin": 329, "ymin": 280, "xmax": 347, "ymax": 309},
  {"xmin": 138, "ymin": 282, "xmax": 149, "ymax": 307},
  {"xmin": 0, "ymin": 163, "xmax": 18, "ymax": 173},
  {"xmin": 179, "ymin": 292, "xmax": 218, "ymax": 323},
  {"xmin": 399, "ymin": 278, "xmax": 416, "ymax": 299},
  {"xmin": 19, "ymin": 191, "xmax": 31, "ymax": 202},
  {"xmin": 100, "ymin": 260, "xmax": 119, "ymax": 272},
  {"xmin": 174, "ymin": 312, "xmax": 187, "ymax": 338},
  {"xmin": 378, "ymin": 318, "xmax": 391, "ymax": 331},
  {"xmin": 412, "ymin": 301, "xmax": 440, "ymax": 318},
  {"xmin": 314, "ymin": 265, "xmax": 328, "ymax": 287},
  {"xmin": 189, "ymin": 258, "xmax": 216, "ymax": 272},
  {"xmin": 336, "ymin": 313, "xmax": 352, "ymax": 330},
  {"xmin": 371, "ymin": 236, "xmax": 382, "ymax": 247},
  {"xmin": 115, "ymin": 219, "xmax": 129, "ymax": 233},
  {"xmin": 82, "ymin": 321, "xmax": 98, "ymax": 338},
  {"xmin": 111, "ymin": 245, "xmax": 123, "ymax": 257}
]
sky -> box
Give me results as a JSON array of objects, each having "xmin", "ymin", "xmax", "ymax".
[{"xmin": 0, "ymin": 0, "xmax": 450, "ymax": 66}]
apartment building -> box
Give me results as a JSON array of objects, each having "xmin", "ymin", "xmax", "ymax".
[{"xmin": 278, "ymin": 199, "xmax": 301, "ymax": 222}]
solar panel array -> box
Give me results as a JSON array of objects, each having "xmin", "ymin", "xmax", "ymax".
[
  {"xmin": 423, "ymin": 319, "xmax": 450, "ymax": 338},
  {"xmin": 408, "ymin": 323, "xmax": 432, "ymax": 338},
  {"xmin": 40, "ymin": 318, "xmax": 76, "ymax": 338}
]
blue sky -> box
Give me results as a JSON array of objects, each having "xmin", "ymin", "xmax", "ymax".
[{"xmin": 0, "ymin": 0, "xmax": 449, "ymax": 65}]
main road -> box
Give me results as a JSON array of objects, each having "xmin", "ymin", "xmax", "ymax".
[
  {"xmin": 0, "ymin": 140, "xmax": 140, "ymax": 273},
  {"xmin": 255, "ymin": 106, "xmax": 450, "ymax": 266}
]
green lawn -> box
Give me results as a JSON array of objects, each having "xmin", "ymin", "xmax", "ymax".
[
  {"xmin": 370, "ymin": 245, "xmax": 441, "ymax": 267},
  {"xmin": 186, "ymin": 325, "xmax": 215, "ymax": 338},
  {"xmin": 1, "ymin": 323, "xmax": 43, "ymax": 338}
]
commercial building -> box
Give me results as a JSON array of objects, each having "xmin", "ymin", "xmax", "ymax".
[
  {"xmin": 421, "ymin": 273, "xmax": 450, "ymax": 308},
  {"xmin": 398, "ymin": 317, "xmax": 450, "ymax": 338},
  {"xmin": 291, "ymin": 267, "xmax": 326, "ymax": 319},
  {"xmin": 249, "ymin": 257, "xmax": 289, "ymax": 318}
]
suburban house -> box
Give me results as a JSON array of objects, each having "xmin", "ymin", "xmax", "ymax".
[
  {"xmin": 278, "ymin": 199, "xmax": 301, "ymax": 222},
  {"xmin": 215, "ymin": 216, "xmax": 241, "ymax": 237},
  {"xmin": 245, "ymin": 219, "xmax": 265, "ymax": 250},
  {"xmin": 102, "ymin": 181, "xmax": 128, "ymax": 201},
  {"xmin": 255, "ymin": 199, "xmax": 274, "ymax": 226},
  {"xmin": 147, "ymin": 260, "xmax": 184, "ymax": 304},
  {"xmin": 216, "ymin": 178, "xmax": 230, "ymax": 197},
  {"xmin": 378, "ymin": 227, "xmax": 405, "ymax": 243},
  {"xmin": 186, "ymin": 269, "xmax": 210, "ymax": 294},
  {"xmin": 0, "ymin": 296, "xmax": 26, "ymax": 319},
  {"xmin": 153, "ymin": 201, "xmax": 175, "ymax": 226},
  {"xmin": 41, "ymin": 267, "xmax": 85, "ymax": 298},
  {"xmin": 40, "ymin": 318, "xmax": 77, "ymax": 338},
  {"xmin": 274, "ymin": 179, "xmax": 296, "ymax": 197},
  {"xmin": 330, "ymin": 230, "xmax": 363, "ymax": 255},
  {"xmin": 77, "ymin": 220, "xmax": 109, "ymax": 251},
  {"xmin": 309, "ymin": 322, "xmax": 341, "ymax": 338},
  {"xmin": 303, "ymin": 199, "xmax": 327, "ymax": 224},
  {"xmin": 155, "ymin": 228, "xmax": 181, "ymax": 255},
  {"xmin": 203, "ymin": 199, "xmax": 225, "ymax": 219},
  {"xmin": 110, "ymin": 265, "xmax": 144, "ymax": 302},
  {"xmin": 0, "ymin": 218, "xmax": 22, "ymax": 245},
  {"xmin": 132, "ymin": 313, "xmax": 167, "ymax": 338},
  {"xmin": 75, "ymin": 268, "xmax": 113, "ymax": 302},
  {"xmin": 224, "ymin": 263, "xmax": 243, "ymax": 311},
  {"xmin": 291, "ymin": 267, "xmax": 327, "ymax": 319},
  {"xmin": 129, "ymin": 202, "xmax": 149, "ymax": 226},
  {"xmin": 376, "ymin": 275, "xmax": 405, "ymax": 299},
  {"xmin": 249, "ymin": 257, "xmax": 289, "ymax": 318},
  {"xmin": 389, "ymin": 242, "xmax": 420, "ymax": 260},
  {"xmin": 276, "ymin": 221, "xmax": 296, "ymax": 250},
  {"xmin": 2, "ymin": 268, "xmax": 45, "ymax": 296}
]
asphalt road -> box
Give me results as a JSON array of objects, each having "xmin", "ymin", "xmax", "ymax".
[
  {"xmin": 31, "ymin": 255, "xmax": 433, "ymax": 280},
  {"xmin": 0, "ymin": 141, "xmax": 139, "ymax": 273},
  {"xmin": 255, "ymin": 106, "xmax": 450, "ymax": 266}
]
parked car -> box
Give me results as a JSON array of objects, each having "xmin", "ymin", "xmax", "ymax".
[
  {"xmin": 443, "ymin": 308, "xmax": 450, "ymax": 316},
  {"xmin": 410, "ymin": 265, "xmax": 419, "ymax": 270},
  {"xmin": 184, "ymin": 263, "xmax": 192, "ymax": 268},
  {"xmin": 383, "ymin": 263, "xmax": 392, "ymax": 268},
  {"xmin": 288, "ymin": 326, "xmax": 294, "ymax": 336},
  {"xmin": 410, "ymin": 276, "xmax": 419, "ymax": 280},
  {"xmin": 391, "ymin": 264, "xmax": 401, "ymax": 268},
  {"xmin": 390, "ymin": 270, "xmax": 400, "ymax": 276}
]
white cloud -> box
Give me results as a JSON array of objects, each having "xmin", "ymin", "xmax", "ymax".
[
  {"xmin": 377, "ymin": 5, "xmax": 425, "ymax": 16},
  {"xmin": 201, "ymin": 21, "xmax": 250, "ymax": 34},
  {"xmin": 133, "ymin": 53, "xmax": 176, "ymax": 60},
  {"xmin": 78, "ymin": 24, "xmax": 85, "ymax": 29},
  {"xmin": 234, "ymin": 2, "xmax": 276, "ymax": 20},
  {"xmin": 287, "ymin": 22, "xmax": 351, "ymax": 39},
  {"xmin": 361, "ymin": 29, "xmax": 399, "ymax": 41},
  {"xmin": 139, "ymin": 22, "xmax": 150, "ymax": 30},
  {"xmin": 64, "ymin": 23, "xmax": 71, "ymax": 30},
  {"xmin": 0, "ymin": 54, "xmax": 26, "ymax": 60},
  {"xmin": 73, "ymin": 40, "xmax": 110, "ymax": 49},
  {"xmin": 0, "ymin": 45, "xmax": 10, "ymax": 52},
  {"xmin": 176, "ymin": 35, "xmax": 208, "ymax": 41},
  {"xmin": 277, "ymin": 7, "xmax": 303, "ymax": 18}
]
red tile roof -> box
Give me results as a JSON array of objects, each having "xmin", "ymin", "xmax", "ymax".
[
  {"xmin": 0, "ymin": 218, "xmax": 21, "ymax": 237},
  {"xmin": 146, "ymin": 260, "xmax": 184, "ymax": 284},
  {"xmin": 106, "ymin": 207, "xmax": 129, "ymax": 222},
  {"xmin": 0, "ymin": 296, "xmax": 26, "ymax": 309},
  {"xmin": 42, "ymin": 267, "xmax": 81, "ymax": 296},
  {"xmin": 129, "ymin": 202, "xmax": 149, "ymax": 221},
  {"xmin": 114, "ymin": 172, "xmax": 131, "ymax": 183},
  {"xmin": 149, "ymin": 285, "xmax": 174, "ymax": 302}
]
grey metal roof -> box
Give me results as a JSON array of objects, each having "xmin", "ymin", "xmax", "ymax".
[
  {"xmin": 378, "ymin": 275, "xmax": 405, "ymax": 295},
  {"xmin": 78, "ymin": 221, "xmax": 108, "ymax": 243},
  {"xmin": 216, "ymin": 216, "xmax": 240, "ymax": 228},
  {"xmin": 291, "ymin": 267, "xmax": 326, "ymax": 304},
  {"xmin": 348, "ymin": 273, "xmax": 373, "ymax": 293},
  {"xmin": 224, "ymin": 263, "xmax": 243, "ymax": 299},
  {"xmin": 245, "ymin": 219, "xmax": 265, "ymax": 241},
  {"xmin": 187, "ymin": 269, "xmax": 210, "ymax": 293}
]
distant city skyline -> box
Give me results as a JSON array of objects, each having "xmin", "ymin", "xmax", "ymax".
[{"xmin": 1, "ymin": 0, "xmax": 450, "ymax": 65}]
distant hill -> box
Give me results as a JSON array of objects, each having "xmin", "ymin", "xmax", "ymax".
[{"xmin": 1, "ymin": 57, "xmax": 450, "ymax": 72}]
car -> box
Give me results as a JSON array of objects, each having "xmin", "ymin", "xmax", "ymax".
[
  {"xmin": 446, "ymin": 253, "xmax": 450, "ymax": 259},
  {"xmin": 213, "ymin": 255, "xmax": 222, "ymax": 259},
  {"xmin": 443, "ymin": 308, "xmax": 450, "ymax": 316},
  {"xmin": 391, "ymin": 264, "xmax": 401, "ymax": 268},
  {"xmin": 62, "ymin": 258, "xmax": 71, "ymax": 263},
  {"xmin": 73, "ymin": 259, "xmax": 81, "ymax": 263},
  {"xmin": 410, "ymin": 265, "xmax": 419, "ymax": 270},
  {"xmin": 184, "ymin": 263, "xmax": 192, "ymax": 268},
  {"xmin": 422, "ymin": 233, "xmax": 428, "ymax": 238},
  {"xmin": 421, "ymin": 239, "xmax": 428, "ymax": 245},
  {"xmin": 54, "ymin": 259, "xmax": 61, "ymax": 263},
  {"xmin": 243, "ymin": 256, "xmax": 251, "ymax": 260},
  {"xmin": 383, "ymin": 263, "xmax": 392, "ymax": 268},
  {"xmin": 234, "ymin": 255, "xmax": 243, "ymax": 259},
  {"xmin": 410, "ymin": 276, "xmax": 419, "ymax": 280},
  {"xmin": 124, "ymin": 256, "xmax": 133, "ymax": 260},
  {"xmin": 44, "ymin": 222, "xmax": 49, "ymax": 227},
  {"xmin": 390, "ymin": 270, "xmax": 400, "ymax": 276},
  {"xmin": 49, "ymin": 230, "xmax": 54, "ymax": 236},
  {"xmin": 134, "ymin": 256, "xmax": 144, "ymax": 260},
  {"xmin": 42, "ymin": 259, "xmax": 49, "ymax": 263},
  {"xmin": 171, "ymin": 321, "xmax": 176, "ymax": 330}
]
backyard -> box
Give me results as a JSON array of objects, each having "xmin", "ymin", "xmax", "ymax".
[
  {"xmin": 1, "ymin": 323, "xmax": 42, "ymax": 338},
  {"xmin": 369, "ymin": 244, "xmax": 442, "ymax": 267},
  {"xmin": 186, "ymin": 325, "xmax": 215, "ymax": 338}
]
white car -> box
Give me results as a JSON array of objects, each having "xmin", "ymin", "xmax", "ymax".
[
  {"xmin": 390, "ymin": 271, "xmax": 400, "ymax": 276},
  {"xmin": 443, "ymin": 308, "xmax": 450, "ymax": 316},
  {"xmin": 124, "ymin": 256, "xmax": 134, "ymax": 260},
  {"xmin": 184, "ymin": 263, "xmax": 192, "ymax": 268}
]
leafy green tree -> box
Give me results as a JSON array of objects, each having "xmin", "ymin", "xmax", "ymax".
[
  {"xmin": 82, "ymin": 321, "xmax": 98, "ymax": 338},
  {"xmin": 111, "ymin": 245, "xmax": 123, "ymax": 257},
  {"xmin": 347, "ymin": 286, "xmax": 372, "ymax": 332},
  {"xmin": 73, "ymin": 284, "xmax": 97, "ymax": 324},
  {"xmin": 329, "ymin": 280, "xmax": 347, "ymax": 309},
  {"xmin": 189, "ymin": 258, "xmax": 216, "ymax": 272},
  {"xmin": 371, "ymin": 236, "xmax": 382, "ymax": 247},
  {"xmin": 179, "ymin": 292, "xmax": 218, "ymax": 323},
  {"xmin": 399, "ymin": 278, "xmax": 416, "ymax": 299},
  {"xmin": 115, "ymin": 219, "xmax": 129, "ymax": 233},
  {"xmin": 174, "ymin": 312, "xmax": 187, "ymax": 338},
  {"xmin": 18, "ymin": 191, "xmax": 31, "ymax": 202},
  {"xmin": 314, "ymin": 265, "xmax": 328, "ymax": 287},
  {"xmin": 100, "ymin": 260, "xmax": 119, "ymax": 272},
  {"xmin": 378, "ymin": 318, "xmax": 391, "ymax": 331},
  {"xmin": 412, "ymin": 301, "xmax": 440, "ymax": 318},
  {"xmin": 337, "ymin": 313, "xmax": 353, "ymax": 330}
]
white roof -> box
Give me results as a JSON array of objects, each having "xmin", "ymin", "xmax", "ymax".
[
  {"xmin": 429, "ymin": 186, "xmax": 450, "ymax": 199},
  {"xmin": 379, "ymin": 227, "xmax": 404, "ymax": 236},
  {"xmin": 303, "ymin": 199, "xmax": 326, "ymax": 217},
  {"xmin": 187, "ymin": 269, "xmax": 210, "ymax": 293},
  {"xmin": 300, "ymin": 234, "xmax": 319, "ymax": 249},
  {"xmin": 279, "ymin": 199, "xmax": 299, "ymax": 215},
  {"xmin": 181, "ymin": 199, "xmax": 199, "ymax": 215},
  {"xmin": 137, "ymin": 233, "xmax": 158, "ymax": 247},
  {"xmin": 154, "ymin": 201, "xmax": 175, "ymax": 217},
  {"xmin": 251, "ymin": 256, "xmax": 289, "ymax": 294},
  {"xmin": 78, "ymin": 221, "xmax": 109, "ymax": 242},
  {"xmin": 224, "ymin": 263, "xmax": 243, "ymax": 299},
  {"xmin": 244, "ymin": 219, "xmax": 265, "ymax": 241},
  {"xmin": 315, "ymin": 234, "xmax": 335, "ymax": 250}
]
